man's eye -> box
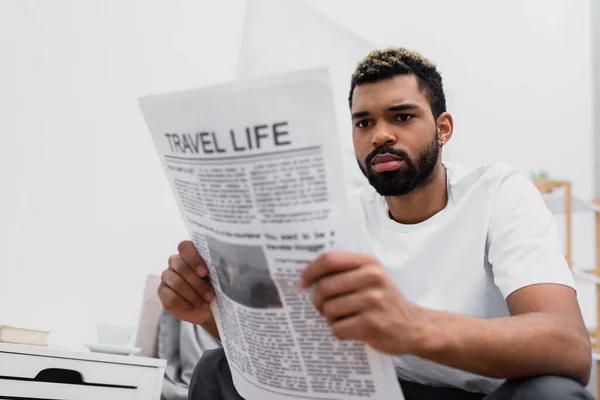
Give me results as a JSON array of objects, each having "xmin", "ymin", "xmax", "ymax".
[
  {"xmin": 395, "ymin": 114, "xmax": 413, "ymax": 122},
  {"xmin": 356, "ymin": 120, "xmax": 372, "ymax": 128}
]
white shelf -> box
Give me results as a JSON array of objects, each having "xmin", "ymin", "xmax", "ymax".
[
  {"xmin": 0, "ymin": 343, "xmax": 166, "ymax": 367},
  {"xmin": 573, "ymin": 268, "xmax": 600, "ymax": 284},
  {"xmin": 542, "ymin": 191, "xmax": 600, "ymax": 214}
]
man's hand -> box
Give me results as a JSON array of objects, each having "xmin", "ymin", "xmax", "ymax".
[
  {"xmin": 158, "ymin": 240, "xmax": 216, "ymax": 327},
  {"xmin": 301, "ymin": 253, "xmax": 591, "ymax": 385},
  {"xmin": 300, "ymin": 251, "xmax": 422, "ymax": 355}
]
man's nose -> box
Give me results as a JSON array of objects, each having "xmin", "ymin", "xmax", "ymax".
[{"xmin": 371, "ymin": 123, "xmax": 396, "ymax": 147}]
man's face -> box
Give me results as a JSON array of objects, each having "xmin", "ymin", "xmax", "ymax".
[{"xmin": 352, "ymin": 74, "xmax": 440, "ymax": 196}]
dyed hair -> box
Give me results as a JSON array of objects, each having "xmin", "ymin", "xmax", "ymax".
[{"xmin": 349, "ymin": 47, "xmax": 446, "ymax": 119}]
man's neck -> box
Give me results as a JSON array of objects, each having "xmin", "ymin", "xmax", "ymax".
[{"xmin": 385, "ymin": 163, "xmax": 448, "ymax": 225}]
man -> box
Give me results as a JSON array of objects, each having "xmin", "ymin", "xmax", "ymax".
[{"xmin": 158, "ymin": 48, "xmax": 593, "ymax": 399}]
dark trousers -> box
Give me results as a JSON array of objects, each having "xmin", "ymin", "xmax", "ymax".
[{"xmin": 189, "ymin": 348, "xmax": 594, "ymax": 400}]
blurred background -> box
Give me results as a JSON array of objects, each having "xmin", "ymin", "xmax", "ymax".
[{"xmin": 1, "ymin": 0, "xmax": 599, "ymax": 387}]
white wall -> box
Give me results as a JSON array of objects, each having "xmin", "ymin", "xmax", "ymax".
[
  {"xmin": 0, "ymin": 0, "xmax": 247, "ymax": 345},
  {"xmin": 307, "ymin": 0, "xmax": 594, "ymax": 199},
  {"xmin": 593, "ymin": 0, "xmax": 600, "ymax": 196},
  {"xmin": 0, "ymin": 0, "xmax": 594, "ymax": 345},
  {"xmin": 237, "ymin": 0, "xmax": 376, "ymax": 189}
]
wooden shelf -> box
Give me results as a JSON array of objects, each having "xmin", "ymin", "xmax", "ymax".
[
  {"xmin": 573, "ymin": 268, "xmax": 600, "ymax": 285},
  {"xmin": 542, "ymin": 192, "xmax": 600, "ymax": 214}
]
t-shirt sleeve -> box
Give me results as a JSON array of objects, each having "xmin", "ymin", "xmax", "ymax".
[{"xmin": 487, "ymin": 172, "xmax": 575, "ymax": 299}]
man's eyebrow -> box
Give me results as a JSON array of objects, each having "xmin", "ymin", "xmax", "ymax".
[
  {"xmin": 352, "ymin": 103, "xmax": 421, "ymax": 119},
  {"xmin": 351, "ymin": 110, "xmax": 370, "ymax": 119},
  {"xmin": 387, "ymin": 103, "xmax": 421, "ymax": 112}
]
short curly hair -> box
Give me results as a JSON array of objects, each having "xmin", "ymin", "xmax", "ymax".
[{"xmin": 349, "ymin": 47, "xmax": 446, "ymax": 120}]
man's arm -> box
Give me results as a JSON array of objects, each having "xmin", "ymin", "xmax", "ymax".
[
  {"xmin": 201, "ymin": 313, "xmax": 221, "ymax": 341},
  {"xmin": 301, "ymin": 252, "xmax": 592, "ymax": 386},
  {"xmin": 410, "ymin": 283, "xmax": 591, "ymax": 385},
  {"xmin": 414, "ymin": 172, "xmax": 585, "ymax": 384}
]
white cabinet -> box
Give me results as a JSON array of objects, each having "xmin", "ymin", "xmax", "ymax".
[{"xmin": 0, "ymin": 343, "xmax": 166, "ymax": 399}]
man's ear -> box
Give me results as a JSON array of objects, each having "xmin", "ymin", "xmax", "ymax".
[{"xmin": 436, "ymin": 112, "xmax": 453, "ymax": 146}]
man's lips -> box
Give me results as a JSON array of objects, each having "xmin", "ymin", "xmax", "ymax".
[{"xmin": 370, "ymin": 154, "xmax": 404, "ymax": 172}]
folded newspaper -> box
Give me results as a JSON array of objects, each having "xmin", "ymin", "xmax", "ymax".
[{"xmin": 139, "ymin": 70, "xmax": 404, "ymax": 400}]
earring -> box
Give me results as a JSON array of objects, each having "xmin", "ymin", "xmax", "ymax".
[{"xmin": 440, "ymin": 141, "xmax": 445, "ymax": 147}]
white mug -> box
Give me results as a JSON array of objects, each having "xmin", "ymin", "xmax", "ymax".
[{"xmin": 96, "ymin": 324, "xmax": 134, "ymax": 346}]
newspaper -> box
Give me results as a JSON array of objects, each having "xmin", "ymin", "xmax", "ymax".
[{"xmin": 139, "ymin": 69, "xmax": 404, "ymax": 400}]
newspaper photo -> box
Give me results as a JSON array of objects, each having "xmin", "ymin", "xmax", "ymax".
[{"xmin": 139, "ymin": 69, "xmax": 404, "ymax": 400}]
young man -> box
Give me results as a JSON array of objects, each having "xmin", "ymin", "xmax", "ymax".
[{"xmin": 158, "ymin": 48, "xmax": 593, "ymax": 399}]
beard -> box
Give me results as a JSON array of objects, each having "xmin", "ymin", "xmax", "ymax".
[{"xmin": 357, "ymin": 134, "xmax": 440, "ymax": 196}]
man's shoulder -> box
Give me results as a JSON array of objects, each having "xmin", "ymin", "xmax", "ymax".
[
  {"xmin": 447, "ymin": 162, "xmax": 548, "ymax": 231},
  {"xmin": 446, "ymin": 161, "xmax": 522, "ymax": 184},
  {"xmin": 445, "ymin": 161, "xmax": 529, "ymax": 199}
]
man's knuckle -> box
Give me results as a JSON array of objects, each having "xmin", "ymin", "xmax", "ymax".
[
  {"xmin": 331, "ymin": 325, "xmax": 343, "ymax": 339},
  {"xmin": 321, "ymin": 252, "xmax": 338, "ymax": 266},
  {"xmin": 312, "ymin": 292, "xmax": 322, "ymax": 310},
  {"xmin": 364, "ymin": 313, "xmax": 381, "ymax": 330},
  {"xmin": 333, "ymin": 326, "xmax": 350, "ymax": 341},
  {"xmin": 364, "ymin": 290, "xmax": 384, "ymax": 306},
  {"xmin": 190, "ymin": 295, "xmax": 201, "ymax": 306},
  {"xmin": 157, "ymin": 283, "xmax": 167, "ymax": 298},
  {"xmin": 161, "ymin": 269, "xmax": 170, "ymax": 283},
  {"xmin": 162, "ymin": 270, "xmax": 179, "ymax": 288},
  {"xmin": 366, "ymin": 255, "xmax": 380, "ymax": 264},
  {"xmin": 171, "ymin": 258, "xmax": 184, "ymax": 273},
  {"xmin": 316, "ymin": 279, "xmax": 331, "ymax": 296},
  {"xmin": 158, "ymin": 287, "xmax": 174, "ymax": 307},
  {"xmin": 367, "ymin": 266, "xmax": 386, "ymax": 284},
  {"xmin": 163, "ymin": 297, "xmax": 176, "ymax": 309},
  {"xmin": 177, "ymin": 240, "xmax": 191, "ymax": 254}
]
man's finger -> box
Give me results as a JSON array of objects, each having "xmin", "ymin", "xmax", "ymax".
[
  {"xmin": 329, "ymin": 314, "xmax": 367, "ymax": 342},
  {"xmin": 161, "ymin": 268, "xmax": 203, "ymax": 306},
  {"xmin": 320, "ymin": 291, "xmax": 372, "ymax": 322},
  {"xmin": 300, "ymin": 251, "xmax": 378, "ymax": 288},
  {"xmin": 312, "ymin": 264, "xmax": 387, "ymax": 311},
  {"xmin": 158, "ymin": 282, "xmax": 194, "ymax": 311},
  {"xmin": 169, "ymin": 255, "xmax": 214, "ymax": 301},
  {"xmin": 178, "ymin": 240, "xmax": 206, "ymax": 269}
]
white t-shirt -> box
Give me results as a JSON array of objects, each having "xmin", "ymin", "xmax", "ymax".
[{"xmin": 344, "ymin": 162, "xmax": 575, "ymax": 394}]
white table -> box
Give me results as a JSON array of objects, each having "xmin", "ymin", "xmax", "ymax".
[{"xmin": 0, "ymin": 343, "xmax": 166, "ymax": 400}]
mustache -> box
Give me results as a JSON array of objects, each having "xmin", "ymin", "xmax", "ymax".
[{"xmin": 364, "ymin": 146, "xmax": 410, "ymax": 167}]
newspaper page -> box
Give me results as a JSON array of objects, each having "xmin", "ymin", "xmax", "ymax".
[{"xmin": 139, "ymin": 69, "xmax": 403, "ymax": 400}]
